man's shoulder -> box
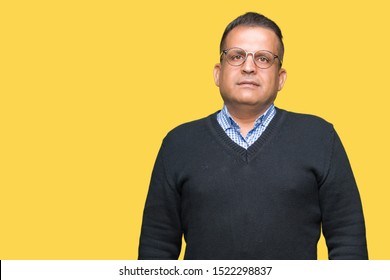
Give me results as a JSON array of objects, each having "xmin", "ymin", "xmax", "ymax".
[
  {"xmin": 279, "ymin": 108, "xmax": 334, "ymax": 132},
  {"xmin": 163, "ymin": 111, "xmax": 219, "ymax": 144}
]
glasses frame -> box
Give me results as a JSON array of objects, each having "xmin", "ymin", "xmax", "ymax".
[{"xmin": 220, "ymin": 47, "xmax": 282, "ymax": 69}]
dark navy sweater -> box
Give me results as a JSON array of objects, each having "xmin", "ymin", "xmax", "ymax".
[{"xmin": 138, "ymin": 108, "xmax": 368, "ymax": 259}]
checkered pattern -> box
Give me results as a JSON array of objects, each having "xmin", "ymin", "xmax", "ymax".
[{"xmin": 216, "ymin": 104, "xmax": 276, "ymax": 149}]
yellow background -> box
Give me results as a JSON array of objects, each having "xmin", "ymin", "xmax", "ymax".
[{"xmin": 1, "ymin": 0, "xmax": 389, "ymax": 259}]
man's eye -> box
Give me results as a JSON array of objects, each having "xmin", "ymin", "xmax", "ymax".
[
  {"xmin": 231, "ymin": 54, "xmax": 244, "ymax": 60},
  {"xmin": 256, "ymin": 56, "xmax": 270, "ymax": 63}
]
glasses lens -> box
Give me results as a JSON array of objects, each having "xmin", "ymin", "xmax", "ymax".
[
  {"xmin": 226, "ymin": 48, "xmax": 247, "ymax": 66},
  {"xmin": 224, "ymin": 48, "xmax": 277, "ymax": 68},
  {"xmin": 254, "ymin": 51, "xmax": 275, "ymax": 68}
]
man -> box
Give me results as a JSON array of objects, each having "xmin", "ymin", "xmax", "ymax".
[{"xmin": 138, "ymin": 12, "xmax": 368, "ymax": 260}]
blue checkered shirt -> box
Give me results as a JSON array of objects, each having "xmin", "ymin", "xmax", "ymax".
[{"xmin": 216, "ymin": 104, "xmax": 276, "ymax": 149}]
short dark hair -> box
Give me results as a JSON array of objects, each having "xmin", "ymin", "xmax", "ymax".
[{"xmin": 220, "ymin": 12, "xmax": 284, "ymax": 63}]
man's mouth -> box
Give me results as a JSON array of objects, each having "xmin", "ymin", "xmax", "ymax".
[{"xmin": 237, "ymin": 80, "xmax": 260, "ymax": 86}]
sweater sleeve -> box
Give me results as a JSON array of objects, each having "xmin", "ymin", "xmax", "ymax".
[
  {"xmin": 319, "ymin": 129, "xmax": 368, "ymax": 259},
  {"xmin": 138, "ymin": 142, "xmax": 182, "ymax": 259}
]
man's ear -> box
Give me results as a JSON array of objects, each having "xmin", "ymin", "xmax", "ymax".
[
  {"xmin": 277, "ymin": 68, "xmax": 287, "ymax": 91},
  {"xmin": 213, "ymin": 63, "xmax": 221, "ymax": 87}
]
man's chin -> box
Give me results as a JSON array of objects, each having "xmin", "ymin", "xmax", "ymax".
[{"xmin": 234, "ymin": 98, "xmax": 262, "ymax": 107}]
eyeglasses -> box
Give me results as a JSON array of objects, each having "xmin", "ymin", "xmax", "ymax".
[{"xmin": 221, "ymin": 47, "xmax": 282, "ymax": 69}]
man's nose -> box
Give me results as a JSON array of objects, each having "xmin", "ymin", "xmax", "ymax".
[{"xmin": 241, "ymin": 53, "xmax": 257, "ymax": 73}]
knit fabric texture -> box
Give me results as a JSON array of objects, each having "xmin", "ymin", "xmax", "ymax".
[{"xmin": 138, "ymin": 108, "xmax": 368, "ymax": 260}]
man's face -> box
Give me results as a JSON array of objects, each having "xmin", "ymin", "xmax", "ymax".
[{"xmin": 214, "ymin": 26, "xmax": 287, "ymax": 113}]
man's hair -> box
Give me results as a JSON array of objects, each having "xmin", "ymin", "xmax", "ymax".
[{"xmin": 220, "ymin": 12, "xmax": 284, "ymax": 63}]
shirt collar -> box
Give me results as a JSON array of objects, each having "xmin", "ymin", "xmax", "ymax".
[{"xmin": 219, "ymin": 104, "xmax": 275, "ymax": 132}]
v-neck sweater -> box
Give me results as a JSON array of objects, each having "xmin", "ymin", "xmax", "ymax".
[{"xmin": 138, "ymin": 108, "xmax": 368, "ymax": 260}]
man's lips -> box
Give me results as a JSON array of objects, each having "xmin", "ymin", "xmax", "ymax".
[{"xmin": 237, "ymin": 80, "xmax": 260, "ymax": 86}]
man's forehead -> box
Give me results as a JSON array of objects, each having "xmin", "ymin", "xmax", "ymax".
[{"xmin": 224, "ymin": 26, "xmax": 280, "ymax": 51}]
